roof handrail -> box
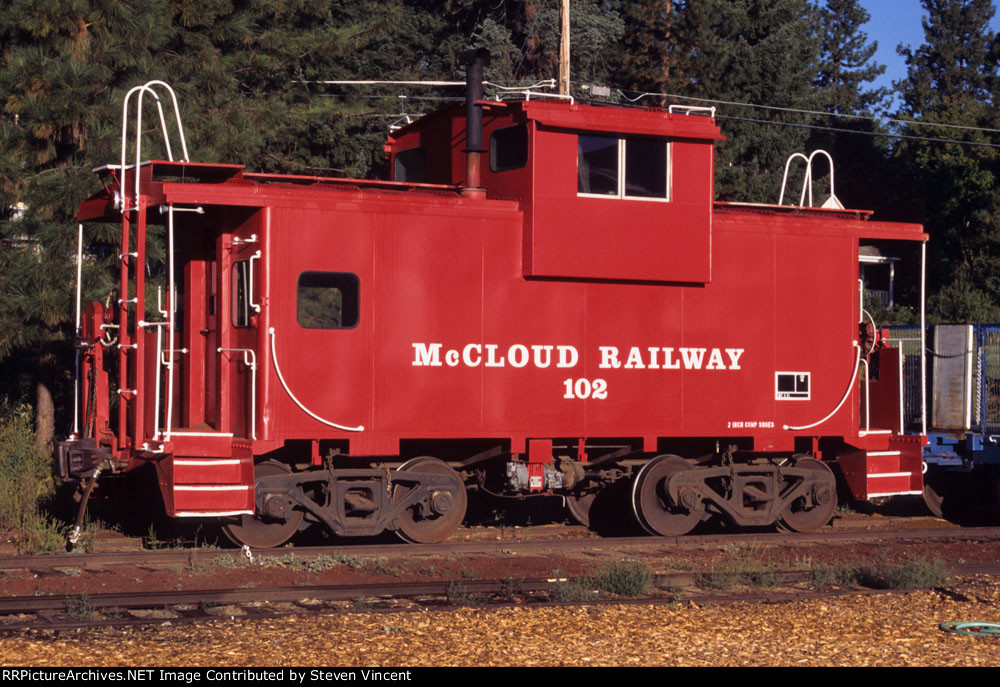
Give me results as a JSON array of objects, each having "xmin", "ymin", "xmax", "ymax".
[
  {"xmin": 119, "ymin": 81, "xmax": 190, "ymax": 213},
  {"xmin": 778, "ymin": 149, "xmax": 843, "ymax": 209},
  {"xmin": 668, "ymin": 104, "xmax": 716, "ymax": 118}
]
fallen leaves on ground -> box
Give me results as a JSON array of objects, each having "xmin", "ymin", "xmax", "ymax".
[{"xmin": 2, "ymin": 582, "xmax": 1000, "ymax": 667}]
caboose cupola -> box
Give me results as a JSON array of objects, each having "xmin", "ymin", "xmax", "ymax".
[{"xmin": 387, "ymin": 98, "xmax": 722, "ymax": 283}]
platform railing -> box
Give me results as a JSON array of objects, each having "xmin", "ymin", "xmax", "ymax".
[
  {"xmin": 977, "ymin": 327, "xmax": 1000, "ymax": 433},
  {"xmin": 885, "ymin": 326, "xmax": 925, "ymax": 434}
]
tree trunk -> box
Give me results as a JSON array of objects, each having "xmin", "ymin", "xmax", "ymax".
[{"xmin": 34, "ymin": 354, "xmax": 55, "ymax": 447}]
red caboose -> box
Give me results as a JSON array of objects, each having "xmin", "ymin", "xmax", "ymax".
[{"xmin": 59, "ymin": 63, "xmax": 927, "ymax": 547}]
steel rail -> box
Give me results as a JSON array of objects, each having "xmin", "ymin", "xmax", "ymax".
[
  {"xmin": 1, "ymin": 525, "xmax": 998, "ymax": 572},
  {"xmin": 2, "ymin": 565, "xmax": 999, "ymax": 633}
]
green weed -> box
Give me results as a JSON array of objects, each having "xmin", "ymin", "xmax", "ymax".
[
  {"xmin": 0, "ymin": 407, "xmax": 63, "ymax": 553},
  {"xmin": 809, "ymin": 556, "xmax": 951, "ymax": 590},
  {"xmin": 362, "ymin": 556, "xmax": 401, "ymax": 576},
  {"xmin": 550, "ymin": 579, "xmax": 600, "ymax": 602},
  {"xmin": 809, "ymin": 561, "xmax": 858, "ymax": 587},
  {"xmin": 212, "ymin": 554, "xmax": 246, "ymax": 569},
  {"xmin": 695, "ymin": 545, "xmax": 779, "ymax": 590},
  {"xmin": 447, "ymin": 581, "xmax": 474, "ymax": 606},
  {"xmin": 494, "ymin": 576, "xmax": 524, "ymax": 602},
  {"xmin": 65, "ymin": 594, "xmax": 98, "ymax": 621},
  {"xmin": 854, "ymin": 556, "xmax": 951, "ymax": 589},
  {"xmin": 588, "ymin": 559, "xmax": 653, "ymax": 597}
]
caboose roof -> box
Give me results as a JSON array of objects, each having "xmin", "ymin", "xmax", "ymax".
[{"xmin": 387, "ymin": 98, "xmax": 724, "ymax": 146}]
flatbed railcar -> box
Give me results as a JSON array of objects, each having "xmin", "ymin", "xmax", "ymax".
[
  {"xmin": 57, "ymin": 54, "xmax": 928, "ymax": 547},
  {"xmin": 888, "ymin": 323, "xmax": 1000, "ymax": 522}
]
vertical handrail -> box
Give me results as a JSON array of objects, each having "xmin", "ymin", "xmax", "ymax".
[
  {"xmin": 920, "ymin": 242, "xmax": 927, "ymax": 436},
  {"xmin": 860, "ymin": 359, "xmax": 871, "ymax": 434},
  {"xmin": 898, "ymin": 344, "xmax": 905, "ymax": 434},
  {"xmin": 164, "ymin": 204, "xmax": 176, "ymax": 441},
  {"xmin": 153, "ymin": 325, "xmax": 163, "ymax": 439},
  {"xmin": 217, "ymin": 348, "xmax": 257, "ymax": 440},
  {"xmin": 119, "ymin": 81, "xmax": 190, "ymax": 213},
  {"xmin": 249, "ymin": 250, "xmax": 262, "ymax": 313},
  {"xmin": 72, "ymin": 223, "xmax": 83, "ymax": 438}
]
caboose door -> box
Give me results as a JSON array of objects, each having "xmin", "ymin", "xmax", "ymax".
[{"xmin": 218, "ymin": 211, "xmax": 262, "ymax": 440}]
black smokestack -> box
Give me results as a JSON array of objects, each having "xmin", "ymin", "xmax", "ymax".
[{"xmin": 459, "ymin": 48, "xmax": 490, "ymax": 153}]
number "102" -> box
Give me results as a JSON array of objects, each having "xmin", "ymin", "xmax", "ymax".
[{"xmin": 563, "ymin": 378, "xmax": 608, "ymax": 400}]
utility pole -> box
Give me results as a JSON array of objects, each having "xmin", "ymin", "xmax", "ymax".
[{"xmin": 559, "ymin": 0, "xmax": 570, "ymax": 96}]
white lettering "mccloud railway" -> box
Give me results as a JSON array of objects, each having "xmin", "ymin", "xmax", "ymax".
[{"xmin": 411, "ymin": 344, "xmax": 744, "ymax": 370}]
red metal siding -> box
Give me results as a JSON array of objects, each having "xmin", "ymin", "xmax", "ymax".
[{"xmin": 247, "ymin": 190, "xmax": 868, "ymax": 455}]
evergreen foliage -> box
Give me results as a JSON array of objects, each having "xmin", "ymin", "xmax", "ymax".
[
  {"xmin": 615, "ymin": 1, "xmax": 676, "ymax": 98},
  {"xmin": 895, "ymin": 0, "xmax": 1000, "ymax": 322},
  {"xmin": 668, "ymin": 0, "xmax": 822, "ymax": 202},
  {"xmin": 808, "ymin": 0, "xmax": 893, "ymax": 219}
]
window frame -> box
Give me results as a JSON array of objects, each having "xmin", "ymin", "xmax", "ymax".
[
  {"xmin": 489, "ymin": 123, "xmax": 529, "ymax": 173},
  {"xmin": 394, "ymin": 146, "xmax": 427, "ymax": 183},
  {"xmin": 577, "ymin": 135, "xmax": 672, "ymax": 202},
  {"xmin": 296, "ymin": 271, "xmax": 361, "ymax": 331},
  {"xmin": 231, "ymin": 259, "xmax": 251, "ymax": 329}
]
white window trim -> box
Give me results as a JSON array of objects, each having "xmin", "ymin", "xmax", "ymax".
[
  {"xmin": 577, "ymin": 137, "xmax": 671, "ymax": 202},
  {"xmin": 775, "ymin": 371, "xmax": 811, "ymax": 401}
]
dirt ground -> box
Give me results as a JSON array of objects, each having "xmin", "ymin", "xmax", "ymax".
[{"xmin": 1, "ymin": 580, "xmax": 998, "ymax": 667}]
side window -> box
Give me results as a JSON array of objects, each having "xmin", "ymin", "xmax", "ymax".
[
  {"xmin": 297, "ymin": 272, "xmax": 360, "ymax": 329},
  {"xmin": 231, "ymin": 260, "xmax": 250, "ymax": 328},
  {"xmin": 624, "ymin": 137, "xmax": 668, "ymax": 199},
  {"xmin": 577, "ymin": 135, "xmax": 618, "ymax": 195},
  {"xmin": 490, "ymin": 124, "xmax": 529, "ymax": 172},
  {"xmin": 578, "ymin": 135, "xmax": 670, "ymax": 200},
  {"xmin": 394, "ymin": 147, "xmax": 426, "ymax": 183}
]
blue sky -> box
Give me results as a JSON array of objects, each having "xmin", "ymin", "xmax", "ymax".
[{"xmin": 858, "ymin": 0, "xmax": 1000, "ymax": 92}]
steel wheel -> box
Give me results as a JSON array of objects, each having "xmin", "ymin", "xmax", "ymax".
[
  {"xmin": 392, "ymin": 457, "xmax": 467, "ymax": 543},
  {"xmin": 631, "ymin": 455, "xmax": 702, "ymax": 537},
  {"xmin": 222, "ymin": 461, "xmax": 303, "ymax": 548},
  {"xmin": 565, "ymin": 491, "xmax": 597, "ymax": 527},
  {"xmin": 778, "ymin": 457, "xmax": 837, "ymax": 533},
  {"xmin": 922, "ymin": 466, "xmax": 947, "ymax": 519}
]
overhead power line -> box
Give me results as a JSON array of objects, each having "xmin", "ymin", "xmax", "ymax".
[
  {"xmin": 610, "ymin": 86, "xmax": 1000, "ymax": 137},
  {"xmin": 718, "ymin": 115, "xmax": 1000, "ymax": 149},
  {"xmin": 295, "ymin": 78, "xmax": 557, "ymax": 91},
  {"xmin": 294, "ymin": 77, "xmax": 1000, "ymax": 148}
]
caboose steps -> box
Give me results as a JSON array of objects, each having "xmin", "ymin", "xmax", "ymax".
[
  {"xmin": 171, "ymin": 485, "xmax": 252, "ymax": 516},
  {"xmin": 836, "ymin": 438, "xmax": 924, "ymax": 501},
  {"xmin": 154, "ymin": 454, "xmax": 255, "ymax": 517}
]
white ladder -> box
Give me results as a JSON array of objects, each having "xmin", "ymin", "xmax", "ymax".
[
  {"xmin": 119, "ymin": 80, "xmax": 190, "ymax": 213},
  {"xmin": 778, "ymin": 149, "xmax": 844, "ymax": 209}
]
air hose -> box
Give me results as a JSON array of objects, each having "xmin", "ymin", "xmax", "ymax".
[{"xmin": 940, "ymin": 622, "xmax": 1000, "ymax": 637}]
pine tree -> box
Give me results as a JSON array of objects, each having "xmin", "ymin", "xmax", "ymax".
[
  {"xmin": 895, "ymin": 0, "xmax": 1000, "ymax": 322},
  {"xmin": 0, "ymin": 1, "xmax": 471, "ymax": 439},
  {"xmin": 670, "ymin": 0, "xmax": 823, "ymax": 202},
  {"xmin": 807, "ymin": 0, "xmax": 892, "ymax": 214},
  {"xmin": 457, "ymin": 0, "xmax": 624, "ymax": 88},
  {"xmin": 615, "ymin": 1, "xmax": 676, "ymax": 99},
  {"xmin": 815, "ymin": 0, "xmax": 888, "ymax": 115},
  {"xmin": 0, "ymin": 0, "xmax": 164, "ymax": 443}
]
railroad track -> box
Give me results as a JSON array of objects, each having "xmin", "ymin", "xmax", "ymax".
[
  {"xmin": 2, "ymin": 563, "xmax": 998, "ymax": 633},
  {"xmin": 2, "ymin": 524, "xmax": 997, "ymax": 633},
  {"xmin": 3, "ymin": 524, "xmax": 999, "ymax": 573}
]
